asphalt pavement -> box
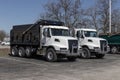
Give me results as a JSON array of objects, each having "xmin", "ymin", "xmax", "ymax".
[{"xmin": 0, "ymin": 53, "xmax": 120, "ymax": 80}]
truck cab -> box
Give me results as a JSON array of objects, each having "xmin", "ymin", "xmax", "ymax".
[
  {"xmin": 75, "ymin": 28, "xmax": 109, "ymax": 58},
  {"xmin": 41, "ymin": 25, "xmax": 79, "ymax": 61}
]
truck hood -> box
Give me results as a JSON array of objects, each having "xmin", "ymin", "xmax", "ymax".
[
  {"xmin": 81, "ymin": 37, "xmax": 107, "ymax": 48},
  {"xmin": 51, "ymin": 36, "xmax": 78, "ymax": 50}
]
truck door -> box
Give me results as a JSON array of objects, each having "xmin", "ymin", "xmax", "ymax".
[
  {"xmin": 77, "ymin": 30, "xmax": 84, "ymax": 46},
  {"xmin": 42, "ymin": 28, "xmax": 51, "ymax": 46}
]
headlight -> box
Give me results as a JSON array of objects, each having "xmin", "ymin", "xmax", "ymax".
[
  {"xmin": 60, "ymin": 48, "xmax": 68, "ymax": 53},
  {"xmin": 94, "ymin": 47, "xmax": 99, "ymax": 49},
  {"xmin": 60, "ymin": 48, "xmax": 67, "ymax": 51},
  {"xmin": 94, "ymin": 47, "xmax": 100, "ymax": 51}
]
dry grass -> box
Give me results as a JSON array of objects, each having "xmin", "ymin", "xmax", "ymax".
[{"xmin": 0, "ymin": 48, "xmax": 10, "ymax": 57}]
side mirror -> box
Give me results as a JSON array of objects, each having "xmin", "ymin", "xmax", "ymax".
[
  {"xmin": 76, "ymin": 31, "xmax": 84, "ymax": 39},
  {"xmin": 76, "ymin": 31, "xmax": 80, "ymax": 38}
]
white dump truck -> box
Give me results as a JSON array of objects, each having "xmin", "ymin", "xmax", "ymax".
[
  {"xmin": 10, "ymin": 20, "xmax": 80, "ymax": 62},
  {"xmin": 74, "ymin": 28, "xmax": 109, "ymax": 58}
]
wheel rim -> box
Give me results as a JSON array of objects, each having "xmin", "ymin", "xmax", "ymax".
[
  {"xmin": 47, "ymin": 51, "xmax": 54, "ymax": 60},
  {"xmin": 111, "ymin": 47, "xmax": 117, "ymax": 54},
  {"xmin": 26, "ymin": 48, "xmax": 30, "ymax": 56},
  {"xmin": 19, "ymin": 49, "xmax": 22, "ymax": 56},
  {"xmin": 82, "ymin": 49, "xmax": 88, "ymax": 58},
  {"xmin": 12, "ymin": 49, "xmax": 15, "ymax": 55}
]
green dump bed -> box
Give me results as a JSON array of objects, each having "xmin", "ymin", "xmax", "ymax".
[{"xmin": 100, "ymin": 34, "xmax": 120, "ymax": 46}]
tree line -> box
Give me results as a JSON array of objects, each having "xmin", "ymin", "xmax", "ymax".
[{"xmin": 41, "ymin": 0, "xmax": 120, "ymax": 34}]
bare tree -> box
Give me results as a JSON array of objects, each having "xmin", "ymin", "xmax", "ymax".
[
  {"xmin": 96, "ymin": 0, "xmax": 118, "ymax": 34},
  {"xmin": 41, "ymin": 0, "xmax": 83, "ymax": 28},
  {"xmin": 84, "ymin": 5, "xmax": 101, "ymax": 31},
  {"xmin": 96, "ymin": 0, "xmax": 109, "ymax": 34},
  {"xmin": 83, "ymin": 0, "xmax": 110, "ymax": 33},
  {"xmin": 0, "ymin": 30, "xmax": 7, "ymax": 41},
  {"xmin": 111, "ymin": 9, "xmax": 120, "ymax": 33},
  {"xmin": 110, "ymin": 0, "xmax": 120, "ymax": 34},
  {"xmin": 84, "ymin": 0, "xmax": 117, "ymax": 34},
  {"xmin": 41, "ymin": 0, "xmax": 119, "ymax": 34}
]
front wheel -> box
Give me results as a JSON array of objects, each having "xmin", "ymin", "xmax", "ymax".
[
  {"xmin": 46, "ymin": 48, "xmax": 57, "ymax": 62},
  {"xmin": 95, "ymin": 54, "xmax": 105, "ymax": 58},
  {"xmin": 81, "ymin": 48, "xmax": 91, "ymax": 59}
]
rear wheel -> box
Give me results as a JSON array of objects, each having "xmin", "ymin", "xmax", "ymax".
[
  {"xmin": 31, "ymin": 48, "xmax": 37, "ymax": 56},
  {"xmin": 111, "ymin": 46, "xmax": 118, "ymax": 54},
  {"xmin": 46, "ymin": 48, "xmax": 57, "ymax": 62},
  {"xmin": 81, "ymin": 47, "xmax": 91, "ymax": 59},
  {"xmin": 18, "ymin": 47, "xmax": 26, "ymax": 57},
  {"xmin": 11, "ymin": 47, "xmax": 18, "ymax": 56},
  {"xmin": 95, "ymin": 54, "xmax": 105, "ymax": 58},
  {"xmin": 25, "ymin": 47, "xmax": 32, "ymax": 57}
]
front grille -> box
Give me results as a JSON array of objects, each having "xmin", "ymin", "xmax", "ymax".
[
  {"xmin": 100, "ymin": 40, "xmax": 107, "ymax": 51},
  {"xmin": 68, "ymin": 40, "xmax": 78, "ymax": 53}
]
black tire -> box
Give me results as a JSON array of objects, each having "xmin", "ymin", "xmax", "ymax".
[
  {"xmin": 67, "ymin": 57, "xmax": 76, "ymax": 61},
  {"xmin": 95, "ymin": 54, "xmax": 105, "ymax": 58},
  {"xmin": 11, "ymin": 47, "xmax": 18, "ymax": 56},
  {"xmin": 81, "ymin": 47, "xmax": 91, "ymax": 59},
  {"xmin": 31, "ymin": 48, "xmax": 37, "ymax": 56},
  {"xmin": 46, "ymin": 48, "xmax": 57, "ymax": 62},
  {"xmin": 111, "ymin": 46, "xmax": 118, "ymax": 54},
  {"xmin": 18, "ymin": 47, "xmax": 26, "ymax": 57},
  {"xmin": 25, "ymin": 47, "xmax": 32, "ymax": 57}
]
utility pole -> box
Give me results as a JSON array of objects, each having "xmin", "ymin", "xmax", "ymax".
[{"xmin": 109, "ymin": 0, "xmax": 111, "ymax": 34}]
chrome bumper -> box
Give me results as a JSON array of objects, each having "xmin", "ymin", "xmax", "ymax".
[
  {"xmin": 56, "ymin": 49, "xmax": 80, "ymax": 56},
  {"xmin": 91, "ymin": 46, "xmax": 110, "ymax": 54}
]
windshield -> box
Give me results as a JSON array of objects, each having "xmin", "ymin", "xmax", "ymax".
[
  {"xmin": 84, "ymin": 31, "xmax": 97, "ymax": 37},
  {"xmin": 51, "ymin": 28, "xmax": 70, "ymax": 36}
]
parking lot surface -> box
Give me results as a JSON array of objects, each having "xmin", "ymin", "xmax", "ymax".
[{"xmin": 1, "ymin": 54, "xmax": 120, "ymax": 80}]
